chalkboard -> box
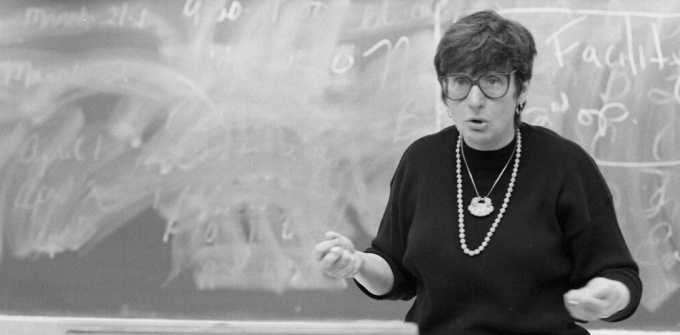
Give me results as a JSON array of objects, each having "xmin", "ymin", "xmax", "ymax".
[{"xmin": 0, "ymin": 0, "xmax": 678, "ymax": 331}]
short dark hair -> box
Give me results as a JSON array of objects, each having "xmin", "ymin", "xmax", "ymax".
[{"xmin": 434, "ymin": 10, "xmax": 537, "ymax": 100}]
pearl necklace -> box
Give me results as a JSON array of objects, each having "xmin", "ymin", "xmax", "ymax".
[
  {"xmin": 461, "ymin": 135, "xmax": 517, "ymax": 217},
  {"xmin": 455, "ymin": 130, "xmax": 521, "ymax": 256}
]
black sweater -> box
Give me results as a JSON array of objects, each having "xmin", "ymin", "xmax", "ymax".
[{"xmin": 357, "ymin": 123, "xmax": 642, "ymax": 335}]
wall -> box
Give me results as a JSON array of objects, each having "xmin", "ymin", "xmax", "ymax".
[{"xmin": 0, "ymin": 0, "xmax": 678, "ymax": 331}]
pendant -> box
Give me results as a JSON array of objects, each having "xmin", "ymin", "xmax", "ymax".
[{"xmin": 468, "ymin": 196, "xmax": 494, "ymax": 217}]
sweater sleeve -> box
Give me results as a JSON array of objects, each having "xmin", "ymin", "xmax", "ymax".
[
  {"xmin": 355, "ymin": 147, "xmax": 418, "ymax": 301},
  {"xmin": 558, "ymin": 148, "xmax": 642, "ymax": 322},
  {"xmin": 585, "ymin": 199, "xmax": 642, "ymax": 322}
]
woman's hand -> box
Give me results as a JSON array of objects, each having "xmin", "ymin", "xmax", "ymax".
[
  {"xmin": 563, "ymin": 277, "xmax": 631, "ymax": 321},
  {"xmin": 313, "ymin": 231, "xmax": 363, "ymax": 279}
]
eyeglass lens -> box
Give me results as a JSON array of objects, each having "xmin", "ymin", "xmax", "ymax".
[{"xmin": 442, "ymin": 73, "xmax": 510, "ymax": 100}]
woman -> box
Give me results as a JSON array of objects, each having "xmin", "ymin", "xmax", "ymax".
[{"xmin": 314, "ymin": 10, "xmax": 642, "ymax": 335}]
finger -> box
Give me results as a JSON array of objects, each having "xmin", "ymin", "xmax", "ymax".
[
  {"xmin": 321, "ymin": 248, "xmax": 342, "ymax": 268},
  {"xmin": 339, "ymin": 249, "xmax": 354, "ymax": 268},
  {"xmin": 322, "ymin": 250, "xmax": 355, "ymax": 278},
  {"xmin": 565, "ymin": 298, "xmax": 598, "ymax": 321},
  {"xmin": 582, "ymin": 277, "xmax": 619, "ymax": 302},
  {"xmin": 573, "ymin": 292, "xmax": 611, "ymax": 311},
  {"xmin": 334, "ymin": 250, "xmax": 356, "ymax": 277},
  {"xmin": 565, "ymin": 304, "xmax": 593, "ymax": 321},
  {"xmin": 591, "ymin": 284, "xmax": 617, "ymax": 301},
  {"xmin": 564, "ymin": 292, "xmax": 610, "ymax": 320},
  {"xmin": 313, "ymin": 239, "xmax": 340, "ymax": 260},
  {"xmin": 325, "ymin": 231, "xmax": 355, "ymax": 248},
  {"xmin": 324, "ymin": 231, "xmax": 342, "ymax": 240},
  {"xmin": 564, "ymin": 291, "xmax": 589, "ymax": 320}
]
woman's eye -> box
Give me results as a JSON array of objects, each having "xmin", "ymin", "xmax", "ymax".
[
  {"xmin": 452, "ymin": 77, "xmax": 468, "ymax": 85},
  {"xmin": 485, "ymin": 76, "xmax": 501, "ymax": 85}
]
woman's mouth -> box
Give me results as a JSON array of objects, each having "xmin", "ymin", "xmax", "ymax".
[
  {"xmin": 467, "ymin": 118, "xmax": 487, "ymax": 124},
  {"xmin": 466, "ymin": 118, "xmax": 488, "ymax": 130}
]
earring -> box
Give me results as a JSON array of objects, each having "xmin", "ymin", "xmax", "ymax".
[{"xmin": 516, "ymin": 101, "xmax": 526, "ymax": 114}]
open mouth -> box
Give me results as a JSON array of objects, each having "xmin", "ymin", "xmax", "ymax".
[{"xmin": 468, "ymin": 119, "xmax": 486, "ymax": 125}]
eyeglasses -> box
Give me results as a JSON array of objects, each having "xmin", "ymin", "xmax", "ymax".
[{"xmin": 439, "ymin": 70, "xmax": 516, "ymax": 100}]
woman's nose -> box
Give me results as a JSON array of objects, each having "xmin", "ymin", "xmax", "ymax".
[{"xmin": 466, "ymin": 84, "xmax": 486, "ymax": 107}]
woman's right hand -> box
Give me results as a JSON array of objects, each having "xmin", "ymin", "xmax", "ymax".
[{"xmin": 313, "ymin": 231, "xmax": 364, "ymax": 279}]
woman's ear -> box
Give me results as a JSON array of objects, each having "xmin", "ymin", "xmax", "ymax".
[{"xmin": 518, "ymin": 80, "xmax": 530, "ymax": 105}]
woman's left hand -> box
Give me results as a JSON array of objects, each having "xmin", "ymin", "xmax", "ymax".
[{"xmin": 563, "ymin": 277, "xmax": 631, "ymax": 321}]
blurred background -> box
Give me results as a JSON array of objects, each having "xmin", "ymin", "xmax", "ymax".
[{"xmin": 0, "ymin": 0, "xmax": 678, "ymax": 331}]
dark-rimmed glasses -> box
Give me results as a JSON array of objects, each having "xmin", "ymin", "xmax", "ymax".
[{"xmin": 439, "ymin": 70, "xmax": 516, "ymax": 100}]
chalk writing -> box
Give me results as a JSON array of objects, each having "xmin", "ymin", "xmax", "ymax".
[
  {"xmin": 634, "ymin": 221, "xmax": 680, "ymax": 270},
  {"xmin": 24, "ymin": 3, "xmax": 148, "ymax": 30},
  {"xmin": 647, "ymin": 74, "xmax": 677, "ymax": 105},
  {"xmin": 0, "ymin": 61, "xmax": 81, "ymax": 89},
  {"xmin": 218, "ymin": 1, "xmax": 243, "ymax": 22},
  {"xmin": 24, "ymin": 6, "xmax": 90, "ymax": 29},
  {"xmin": 523, "ymin": 92, "xmax": 570, "ymax": 128},
  {"xmin": 540, "ymin": 9, "xmax": 680, "ymax": 76},
  {"xmin": 203, "ymin": 220, "xmax": 218, "ymax": 244},
  {"xmin": 577, "ymin": 102, "xmax": 629, "ymax": 151},
  {"xmin": 551, "ymin": 92, "xmax": 570, "ymax": 114},
  {"xmin": 299, "ymin": 1, "xmax": 328, "ymax": 18},
  {"xmin": 393, "ymin": 99, "xmax": 434, "ymax": 143},
  {"xmin": 0, "ymin": 1, "xmax": 679, "ymax": 319},
  {"xmin": 651, "ymin": 124, "xmax": 677, "ymax": 162},
  {"xmin": 352, "ymin": 0, "xmax": 403, "ymax": 33},
  {"xmin": 13, "ymin": 178, "xmax": 72, "ymax": 211},
  {"xmin": 362, "ymin": 36, "xmax": 410, "ymax": 88},
  {"xmin": 183, "ymin": 0, "xmax": 242, "ymax": 25},
  {"xmin": 600, "ymin": 70, "xmax": 631, "ymax": 103},
  {"xmin": 330, "ymin": 45, "xmax": 355, "ymax": 75},
  {"xmin": 18, "ymin": 133, "xmax": 103, "ymax": 166},
  {"xmin": 101, "ymin": 3, "xmax": 149, "ymax": 28},
  {"xmin": 545, "ymin": 15, "xmax": 587, "ymax": 68},
  {"xmin": 348, "ymin": 0, "xmax": 440, "ymax": 33}
]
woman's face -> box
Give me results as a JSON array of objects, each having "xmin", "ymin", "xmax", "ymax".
[{"xmin": 445, "ymin": 71, "xmax": 529, "ymax": 151}]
